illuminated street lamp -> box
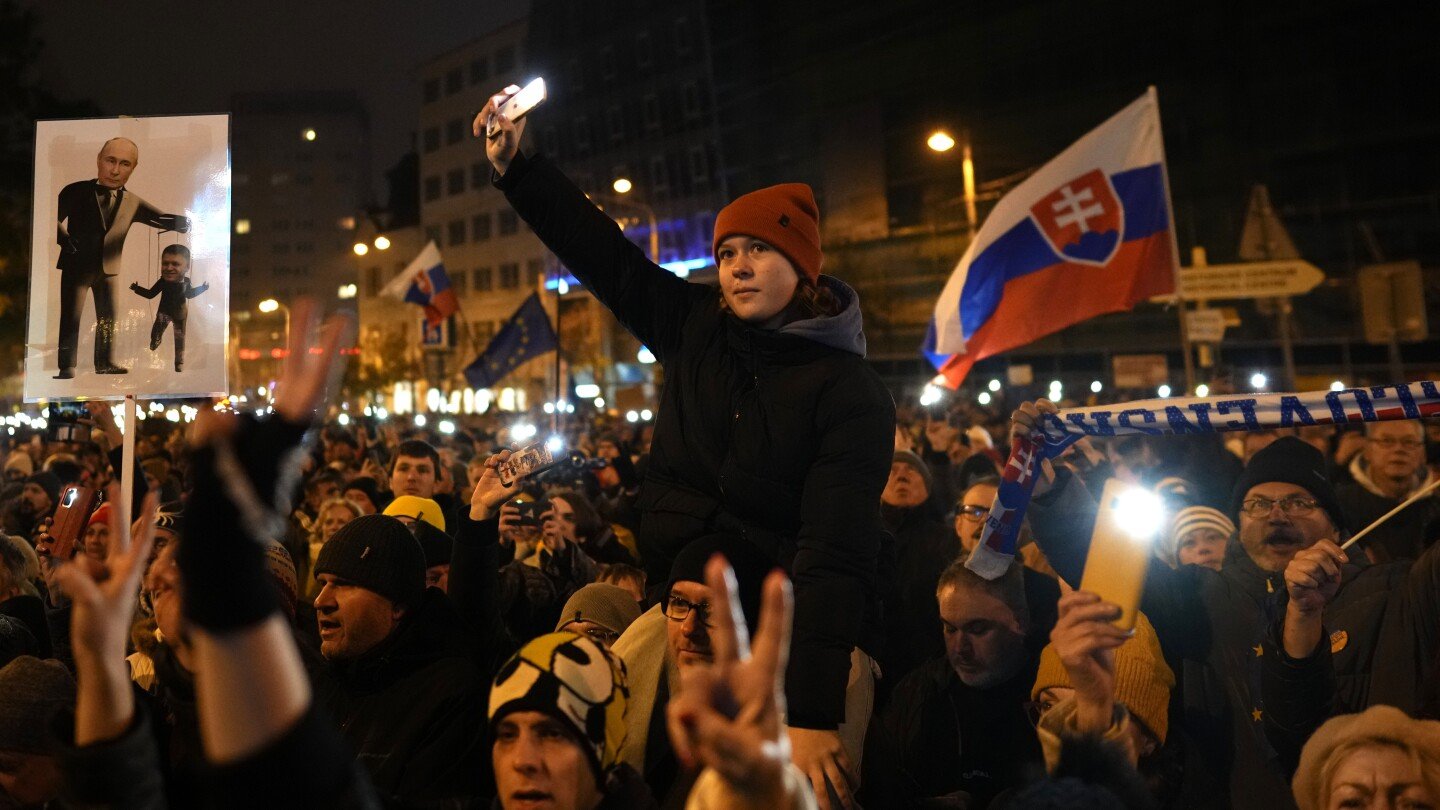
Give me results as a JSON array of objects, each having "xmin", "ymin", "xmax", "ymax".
[
  {"xmin": 603, "ymin": 179, "xmax": 658, "ymax": 263},
  {"xmin": 927, "ymin": 130, "xmax": 956, "ymax": 153},
  {"xmin": 257, "ymin": 299, "xmax": 280, "ymax": 314},
  {"xmin": 303, "ymin": 129, "xmax": 317, "ymax": 142},
  {"xmin": 353, "ymin": 242, "xmax": 369, "ymax": 256},
  {"xmin": 373, "ymin": 235, "xmax": 391, "ymax": 250}
]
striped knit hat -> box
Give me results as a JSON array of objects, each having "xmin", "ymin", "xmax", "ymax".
[{"xmin": 1160, "ymin": 506, "xmax": 1235, "ymax": 568}]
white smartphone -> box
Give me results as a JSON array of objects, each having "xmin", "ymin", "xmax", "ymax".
[{"xmin": 487, "ymin": 77, "xmax": 547, "ymax": 138}]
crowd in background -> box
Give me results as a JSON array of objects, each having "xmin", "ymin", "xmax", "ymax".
[{"xmin": 1, "ymin": 361, "xmax": 1438, "ymax": 808}]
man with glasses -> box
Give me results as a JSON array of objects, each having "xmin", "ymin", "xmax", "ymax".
[
  {"xmin": 1336, "ymin": 421, "xmax": 1440, "ymax": 562},
  {"xmin": 611, "ymin": 534, "xmax": 773, "ymax": 805},
  {"xmin": 1014, "ymin": 401, "xmax": 1440, "ymax": 808}
]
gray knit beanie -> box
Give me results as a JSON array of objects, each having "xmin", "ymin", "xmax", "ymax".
[{"xmin": 0, "ymin": 656, "xmax": 75, "ymax": 754}]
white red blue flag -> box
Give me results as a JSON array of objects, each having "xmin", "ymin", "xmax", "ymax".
[
  {"xmin": 381, "ymin": 240, "xmax": 460, "ymax": 327},
  {"xmin": 927, "ymin": 87, "xmax": 1178, "ymax": 386}
]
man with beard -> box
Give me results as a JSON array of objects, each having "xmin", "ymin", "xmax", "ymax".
[
  {"xmin": 1013, "ymin": 400, "xmax": 1440, "ymax": 809},
  {"xmin": 2, "ymin": 473, "xmax": 60, "ymax": 539}
]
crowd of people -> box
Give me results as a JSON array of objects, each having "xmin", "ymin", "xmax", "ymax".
[{"xmin": 1, "ymin": 92, "xmax": 1438, "ymax": 809}]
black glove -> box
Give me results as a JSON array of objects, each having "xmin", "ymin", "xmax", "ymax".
[{"xmin": 177, "ymin": 413, "xmax": 311, "ymax": 632}]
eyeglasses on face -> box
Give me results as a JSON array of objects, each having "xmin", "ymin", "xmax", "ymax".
[
  {"xmin": 1241, "ymin": 495, "xmax": 1320, "ymax": 518},
  {"xmin": 957, "ymin": 504, "xmax": 990, "ymax": 521},
  {"xmin": 664, "ymin": 593, "xmax": 713, "ymax": 627}
]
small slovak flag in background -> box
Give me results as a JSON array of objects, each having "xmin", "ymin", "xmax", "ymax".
[
  {"xmin": 380, "ymin": 240, "xmax": 460, "ymax": 327},
  {"xmin": 926, "ymin": 87, "xmax": 1179, "ymax": 386}
]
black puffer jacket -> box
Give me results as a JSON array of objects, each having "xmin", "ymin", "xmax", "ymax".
[{"xmin": 496, "ymin": 151, "xmax": 896, "ymax": 728}]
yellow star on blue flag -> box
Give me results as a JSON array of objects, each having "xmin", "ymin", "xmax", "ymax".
[{"xmin": 464, "ymin": 292, "xmax": 558, "ymax": 388}]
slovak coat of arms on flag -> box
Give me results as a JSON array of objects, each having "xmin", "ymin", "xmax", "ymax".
[
  {"xmin": 926, "ymin": 87, "xmax": 1178, "ymax": 386},
  {"xmin": 1029, "ymin": 169, "xmax": 1124, "ymax": 266}
]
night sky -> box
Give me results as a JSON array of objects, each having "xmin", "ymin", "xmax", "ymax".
[{"xmin": 21, "ymin": 0, "xmax": 524, "ymax": 199}]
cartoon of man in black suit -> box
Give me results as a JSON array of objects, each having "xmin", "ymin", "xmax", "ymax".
[{"xmin": 54, "ymin": 137, "xmax": 189, "ymax": 378}]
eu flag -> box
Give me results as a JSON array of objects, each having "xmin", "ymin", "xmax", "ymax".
[{"xmin": 463, "ymin": 293, "xmax": 558, "ymax": 389}]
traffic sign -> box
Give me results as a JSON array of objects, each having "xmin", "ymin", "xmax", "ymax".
[
  {"xmin": 1185, "ymin": 308, "xmax": 1227, "ymax": 343},
  {"xmin": 1153, "ymin": 260, "xmax": 1325, "ymax": 302}
]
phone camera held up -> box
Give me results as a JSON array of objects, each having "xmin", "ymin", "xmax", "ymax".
[{"xmin": 46, "ymin": 401, "xmax": 89, "ymax": 444}]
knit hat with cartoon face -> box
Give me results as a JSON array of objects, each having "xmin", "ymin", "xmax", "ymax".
[
  {"xmin": 489, "ymin": 631, "xmax": 629, "ymax": 781},
  {"xmin": 713, "ymin": 183, "xmax": 822, "ymax": 283}
]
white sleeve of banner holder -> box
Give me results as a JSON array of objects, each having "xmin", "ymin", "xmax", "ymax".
[
  {"xmin": 379, "ymin": 240, "xmax": 443, "ymax": 300},
  {"xmin": 965, "ymin": 380, "xmax": 1440, "ymax": 581}
]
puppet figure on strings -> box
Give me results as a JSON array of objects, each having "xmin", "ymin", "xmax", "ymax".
[{"xmin": 129, "ymin": 244, "xmax": 209, "ymax": 372}]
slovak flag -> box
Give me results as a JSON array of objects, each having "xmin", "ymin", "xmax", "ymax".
[
  {"xmin": 380, "ymin": 241, "xmax": 460, "ymax": 327},
  {"xmin": 926, "ymin": 87, "xmax": 1178, "ymax": 385}
]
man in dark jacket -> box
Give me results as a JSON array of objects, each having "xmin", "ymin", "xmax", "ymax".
[
  {"xmin": 1017, "ymin": 408, "xmax": 1440, "ymax": 809},
  {"xmin": 312, "ymin": 512, "xmax": 506, "ymax": 806},
  {"xmin": 1334, "ymin": 420, "xmax": 1440, "ymax": 562},
  {"xmin": 878, "ymin": 450, "xmax": 961, "ymax": 689},
  {"xmin": 863, "ymin": 558, "xmax": 1058, "ymax": 808}
]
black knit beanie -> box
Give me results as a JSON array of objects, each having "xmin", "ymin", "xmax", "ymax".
[
  {"xmin": 409, "ymin": 520, "xmax": 453, "ymax": 568},
  {"xmin": 25, "ymin": 471, "xmax": 61, "ymax": 506},
  {"xmin": 1229, "ymin": 436, "xmax": 1344, "ymax": 526},
  {"xmin": 667, "ymin": 533, "xmax": 776, "ymax": 633},
  {"xmin": 314, "ymin": 514, "xmax": 425, "ymax": 607}
]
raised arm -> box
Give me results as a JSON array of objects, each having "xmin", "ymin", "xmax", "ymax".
[
  {"xmin": 185, "ymin": 280, "xmax": 211, "ymax": 298},
  {"xmin": 478, "ymin": 94, "xmax": 709, "ymax": 361},
  {"xmin": 448, "ymin": 450, "xmax": 521, "ymax": 669},
  {"xmin": 175, "ymin": 301, "xmax": 379, "ymax": 807},
  {"xmin": 131, "ymin": 279, "xmax": 162, "ymax": 298}
]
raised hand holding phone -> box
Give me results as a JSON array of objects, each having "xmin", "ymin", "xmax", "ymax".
[{"xmin": 473, "ymin": 82, "xmax": 531, "ymax": 176}]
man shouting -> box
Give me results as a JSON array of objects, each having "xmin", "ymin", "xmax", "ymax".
[{"xmin": 54, "ymin": 137, "xmax": 189, "ymax": 378}]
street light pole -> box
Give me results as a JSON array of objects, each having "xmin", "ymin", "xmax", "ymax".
[{"xmin": 605, "ymin": 179, "xmax": 660, "ymax": 264}]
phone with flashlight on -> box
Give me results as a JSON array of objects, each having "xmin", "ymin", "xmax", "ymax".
[
  {"xmin": 1079, "ymin": 479, "xmax": 1163, "ymax": 631},
  {"xmin": 486, "ymin": 77, "xmax": 547, "ymax": 138}
]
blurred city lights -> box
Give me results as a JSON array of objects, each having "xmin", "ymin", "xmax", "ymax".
[
  {"xmin": 337, "ymin": 413, "xmax": 350, "ymax": 426},
  {"xmin": 373, "ymin": 236, "xmax": 391, "ymax": 250},
  {"xmin": 612, "ymin": 177, "xmax": 633, "ymax": 194},
  {"xmin": 927, "ymin": 131, "xmax": 956, "ymax": 152},
  {"xmin": 1091, "ymin": 381, "xmax": 1103, "ymax": 393},
  {"xmin": 303, "ymin": 129, "xmax": 317, "ymax": 141},
  {"xmin": 575, "ymin": 384, "xmax": 601, "ymax": 399},
  {"xmin": 512, "ymin": 423, "xmax": 538, "ymax": 442},
  {"xmin": 637, "ymin": 347, "xmax": 656, "ymax": 364},
  {"xmin": 640, "ymin": 409, "xmax": 653, "ymax": 421},
  {"xmin": 1330, "ymin": 380, "xmax": 1346, "ymax": 392},
  {"xmin": 919, "ymin": 384, "xmax": 943, "ymax": 408},
  {"xmin": 1250, "ymin": 372, "xmax": 1268, "ymax": 390},
  {"xmin": 625, "ymin": 411, "xmax": 639, "ymax": 423},
  {"xmin": 545, "ymin": 435, "xmax": 564, "ymax": 453},
  {"xmin": 257, "ymin": 299, "xmax": 279, "ymax": 314},
  {"xmin": 1157, "ymin": 384, "xmax": 1172, "ymax": 398},
  {"xmin": 439, "ymin": 420, "xmax": 456, "ymax": 435},
  {"xmin": 353, "ymin": 242, "xmax": 369, "ymax": 256},
  {"xmin": 1195, "ymin": 384, "xmax": 1210, "ymax": 397},
  {"xmin": 988, "ymin": 379, "xmax": 1001, "ymax": 392},
  {"xmin": 414, "ymin": 414, "xmax": 427, "ymax": 427},
  {"xmin": 977, "ymin": 391, "xmax": 992, "ymax": 405},
  {"xmin": 593, "ymin": 398, "xmax": 605, "ymax": 408}
]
